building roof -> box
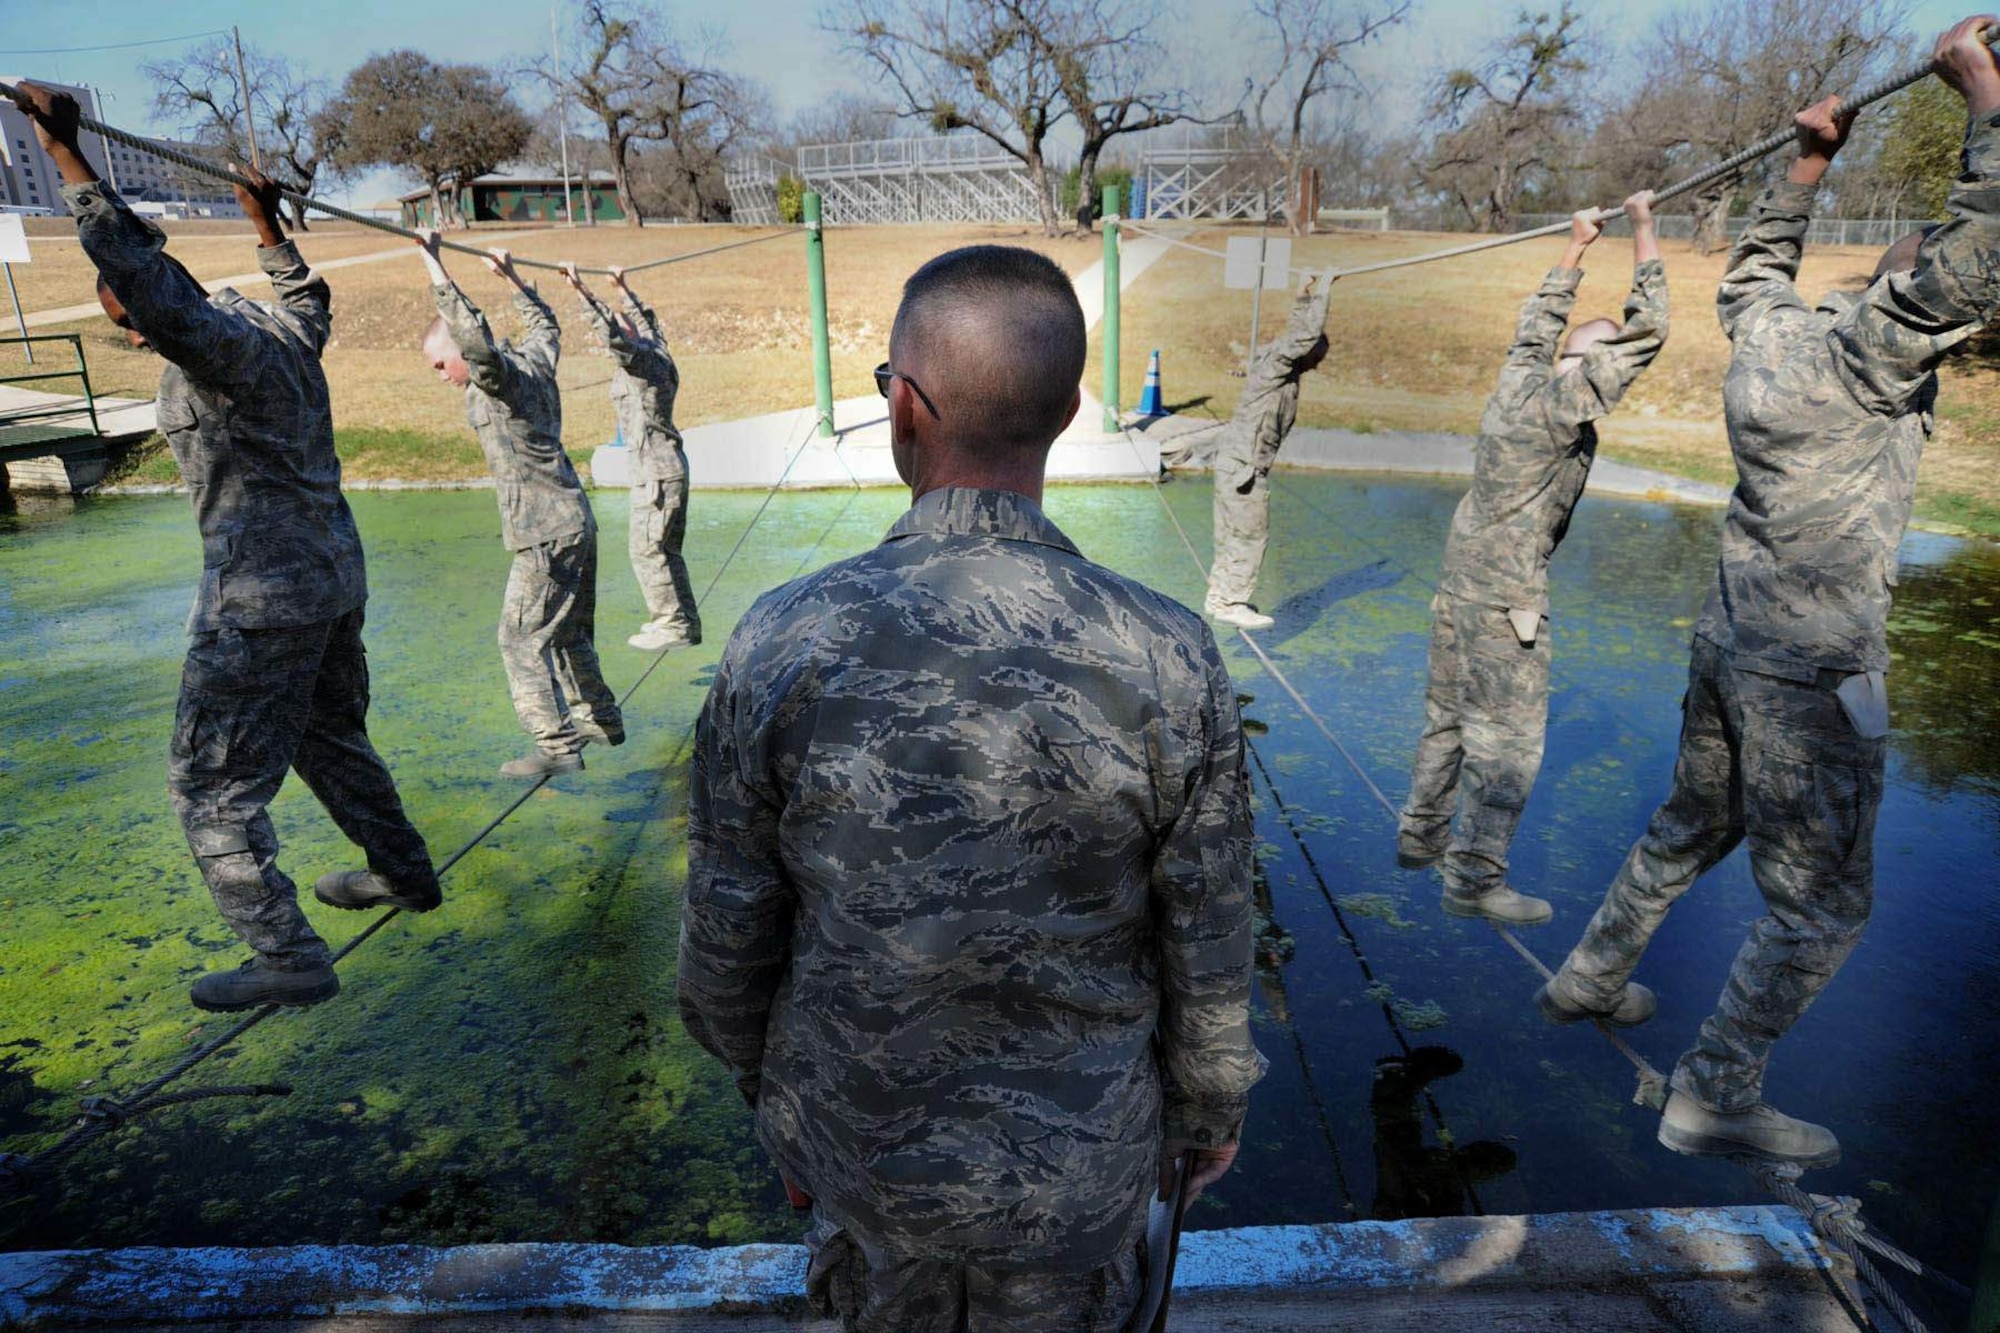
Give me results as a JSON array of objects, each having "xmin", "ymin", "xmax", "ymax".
[{"xmin": 395, "ymin": 173, "xmax": 615, "ymax": 202}]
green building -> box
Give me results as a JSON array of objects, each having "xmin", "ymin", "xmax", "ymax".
[{"xmin": 399, "ymin": 176, "xmax": 623, "ymax": 227}]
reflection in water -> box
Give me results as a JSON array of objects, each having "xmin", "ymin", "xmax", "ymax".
[{"xmin": 1370, "ymin": 1047, "xmax": 1516, "ymax": 1222}]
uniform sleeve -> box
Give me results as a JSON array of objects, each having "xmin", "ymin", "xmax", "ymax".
[
  {"xmin": 578, "ymin": 285, "xmax": 662, "ymax": 378},
  {"xmin": 63, "ymin": 181, "xmax": 270, "ymax": 390},
  {"xmin": 513, "ymin": 286, "xmax": 562, "ymax": 379},
  {"xmin": 1152, "ymin": 638, "xmax": 1266, "ymax": 1148},
  {"xmin": 1503, "ymin": 267, "xmax": 1582, "ymax": 371},
  {"xmin": 1262, "ymin": 275, "xmax": 1334, "ymax": 377},
  {"xmin": 621, "ymin": 287, "xmax": 667, "ymax": 346},
  {"xmin": 1540, "ymin": 258, "xmax": 1670, "ymax": 431},
  {"xmin": 1717, "ymin": 180, "xmax": 1816, "ymax": 342},
  {"xmin": 260, "ymin": 239, "xmax": 330, "ymax": 350},
  {"xmin": 1830, "ymin": 111, "xmax": 2000, "ymax": 415},
  {"xmin": 431, "ymin": 280, "xmax": 511, "ymax": 399},
  {"xmin": 677, "ymin": 649, "xmax": 795, "ymax": 1108}
]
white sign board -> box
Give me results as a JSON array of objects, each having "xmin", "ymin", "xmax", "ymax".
[
  {"xmin": 0, "ymin": 213, "xmax": 30, "ymax": 265},
  {"xmin": 1222, "ymin": 235, "xmax": 1291, "ymax": 291}
]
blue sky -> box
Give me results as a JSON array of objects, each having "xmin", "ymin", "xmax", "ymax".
[{"xmin": 0, "ymin": 0, "xmax": 1978, "ymax": 207}]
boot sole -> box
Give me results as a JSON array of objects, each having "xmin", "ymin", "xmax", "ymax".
[
  {"xmin": 1657, "ymin": 1118, "xmax": 1841, "ymax": 1170},
  {"xmin": 314, "ymin": 889, "xmax": 442, "ymax": 914},
  {"xmin": 1441, "ymin": 894, "xmax": 1553, "ymax": 927},
  {"xmin": 192, "ymin": 974, "xmax": 340, "ymax": 1014},
  {"xmin": 1535, "ymin": 984, "xmax": 1652, "ymax": 1028}
]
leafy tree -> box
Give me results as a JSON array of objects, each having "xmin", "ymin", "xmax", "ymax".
[
  {"xmin": 777, "ymin": 173, "xmax": 805, "ymax": 224},
  {"xmin": 1874, "ymin": 76, "xmax": 1964, "ymax": 221},
  {"xmin": 321, "ymin": 52, "xmax": 532, "ymax": 227}
]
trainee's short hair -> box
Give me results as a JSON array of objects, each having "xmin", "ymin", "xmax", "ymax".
[
  {"xmin": 423, "ymin": 313, "xmax": 451, "ymax": 352},
  {"xmin": 891, "ymin": 245, "xmax": 1086, "ymax": 451}
]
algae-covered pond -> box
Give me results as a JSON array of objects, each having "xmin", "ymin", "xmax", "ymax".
[{"xmin": 2, "ymin": 476, "xmax": 1997, "ymax": 1281}]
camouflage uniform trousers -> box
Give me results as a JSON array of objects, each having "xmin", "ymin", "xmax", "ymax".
[
  {"xmin": 169, "ymin": 608, "xmax": 437, "ymax": 970},
  {"xmin": 1206, "ymin": 420, "xmax": 1281, "ymax": 610},
  {"xmin": 806, "ymin": 1212, "xmax": 1146, "ymax": 1333},
  {"xmin": 1400, "ymin": 594, "xmax": 1552, "ymax": 896},
  {"xmin": 630, "ymin": 469, "xmax": 700, "ymax": 638},
  {"xmin": 500, "ymin": 530, "xmax": 623, "ymax": 756},
  {"xmin": 1552, "ymin": 635, "xmax": 1885, "ymax": 1112}
]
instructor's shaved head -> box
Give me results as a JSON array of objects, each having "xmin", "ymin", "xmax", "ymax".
[{"xmin": 890, "ymin": 246, "xmax": 1087, "ymax": 453}]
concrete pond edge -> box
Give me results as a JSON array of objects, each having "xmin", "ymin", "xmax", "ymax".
[{"xmin": 0, "ymin": 1204, "xmax": 1836, "ymax": 1326}]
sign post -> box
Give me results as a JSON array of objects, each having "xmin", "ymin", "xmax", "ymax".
[
  {"xmin": 1222, "ymin": 231, "xmax": 1292, "ymax": 374},
  {"xmin": 0, "ymin": 214, "xmax": 33, "ymax": 363}
]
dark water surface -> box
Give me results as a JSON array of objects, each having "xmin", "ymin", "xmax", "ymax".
[{"xmin": 1, "ymin": 476, "xmax": 1995, "ymax": 1285}]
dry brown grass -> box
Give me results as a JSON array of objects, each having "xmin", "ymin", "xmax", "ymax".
[
  {"xmin": 11, "ymin": 219, "xmax": 1099, "ymax": 459},
  {"xmin": 1092, "ymin": 223, "xmax": 2000, "ymax": 534}
]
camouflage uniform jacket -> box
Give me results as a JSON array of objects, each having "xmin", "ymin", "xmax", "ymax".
[
  {"xmin": 576, "ymin": 286, "xmax": 684, "ymax": 484},
  {"xmin": 67, "ymin": 181, "xmax": 365, "ymax": 634},
  {"xmin": 1214, "ymin": 278, "xmax": 1335, "ymax": 486},
  {"xmin": 1697, "ymin": 114, "xmax": 2000, "ymax": 676},
  {"xmin": 432, "ymin": 282, "xmax": 592, "ymax": 551},
  {"xmin": 1438, "ymin": 261, "xmax": 1669, "ymax": 615},
  {"xmin": 679, "ymin": 486, "xmax": 1265, "ymax": 1269}
]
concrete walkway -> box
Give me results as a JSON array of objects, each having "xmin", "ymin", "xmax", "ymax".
[{"xmin": 0, "ymin": 1205, "xmax": 1891, "ymax": 1330}]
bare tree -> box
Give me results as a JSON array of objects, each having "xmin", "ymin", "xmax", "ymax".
[
  {"xmin": 1243, "ymin": 0, "xmax": 1410, "ymax": 235},
  {"xmin": 1036, "ymin": 0, "xmax": 1195, "ymax": 229},
  {"xmin": 1616, "ymin": 0, "xmax": 1909, "ymax": 252},
  {"xmin": 1420, "ymin": 3, "xmax": 1592, "ymax": 234},
  {"xmin": 539, "ymin": 2, "xmax": 756, "ymax": 226},
  {"xmin": 145, "ymin": 38, "xmax": 338, "ymax": 231},
  {"xmin": 832, "ymin": 0, "xmax": 1071, "ymax": 235},
  {"xmin": 786, "ymin": 92, "xmax": 903, "ymax": 147}
]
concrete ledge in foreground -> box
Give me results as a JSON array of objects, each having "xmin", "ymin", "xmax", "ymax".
[{"xmin": 0, "ymin": 1205, "xmax": 1883, "ymax": 1330}]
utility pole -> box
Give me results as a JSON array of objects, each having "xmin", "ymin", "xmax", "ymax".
[
  {"xmin": 231, "ymin": 26, "xmax": 261, "ymax": 170},
  {"xmin": 88, "ymin": 87, "xmax": 119, "ymax": 194},
  {"xmin": 553, "ymin": 5, "xmax": 575, "ymax": 227}
]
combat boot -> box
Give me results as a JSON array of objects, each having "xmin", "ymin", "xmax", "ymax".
[
  {"xmin": 500, "ymin": 750, "xmax": 584, "ymax": 780},
  {"xmin": 191, "ymin": 958, "xmax": 339, "ymax": 1013},
  {"xmin": 1205, "ymin": 601, "xmax": 1275, "ymax": 631},
  {"xmin": 629, "ymin": 623, "xmax": 700, "ymax": 652},
  {"xmin": 314, "ymin": 870, "xmax": 442, "ymax": 914},
  {"xmin": 1535, "ymin": 974, "xmax": 1656, "ymax": 1028},
  {"xmin": 1441, "ymin": 883, "xmax": 1553, "ymax": 926},
  {"xmin": 576, "ymin": 718, "xmax": 626, "ymax": 747},
  {"xmin": 1657, "ymin": 1091, "xmax": 1840, "ymax": 1169}
]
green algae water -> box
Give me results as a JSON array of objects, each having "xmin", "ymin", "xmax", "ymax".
[{"xmin": 2, "ymin": 476, "xmax": 1997, "ymax": 1285}]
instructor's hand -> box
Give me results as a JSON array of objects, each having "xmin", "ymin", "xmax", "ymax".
[
  {"xmin": 1935, "ymin": 14, "xmax": 2000, "ymax": 118},
  {"xmin": 1160, "ymin": 1140, "xmax": 1240, "ymax": 1205}
]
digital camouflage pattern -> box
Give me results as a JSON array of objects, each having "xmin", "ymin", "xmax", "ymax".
[
  {"xmin": 679, "ymin": 487, "xmax": 1264, "ymax": 1271},
  {"xmin": 1695, "ymin": 114, "xmax": 2000, "ymax": 676},
  {"xmin": 432, "ymin": 281, "xmax": 592, "ymax": 552},
  {"xmin": 1400, "ymin": 596, "xmax": 1552, "ymax": 894},
  {"xmin": 69, "ymin": 182, "xmax": 434, "ymax": 970},
  {"xmin": 574, "ymin": 285, "xmax": 700, "ymax": 638},
  {"xmin": 1551, "ymin": 639, "xmax": 1884, "ymax": 1111},
  {"xmin": 1435, "ymin": 260, "xmax": 1669, "ymax": 615},
  {"xmin": 172, "ymin": 611, "xmax": 440, "ymax": 969},
  {"xmin": 500, "ymin": 533, "xmax": 622, "ymax": 756},
  {"xmin": 67, "ymin": 182, "xmax": 366, "ymax": 633},
  {"xmin": 1403, "ymin": 260, "xmax": 1668, "ymax": 890},
  {"xmin": 805, "ymin": 1212, "xmax": 1144, "ymax": 1333},
  {"xmin": 1556, "ymin": 114, "xmax": 2000, "ymax": 1112},
  {"xmin": 1205, "ymin": 276, "xmax": 1334, "ymax": 610}
]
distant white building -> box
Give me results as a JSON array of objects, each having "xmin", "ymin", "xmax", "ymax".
[{"xmin": 0, "ymin": 77, "xmax": 243, "ymax": 219}]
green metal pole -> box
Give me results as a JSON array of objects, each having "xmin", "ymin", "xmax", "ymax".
[
  {"xmin": 804, "ymin": 191, "xmax": 835, "ymax": 439},
  {"xmin": 1101, "ymin": 184, "xmax": 1121, "ymax": 432}
]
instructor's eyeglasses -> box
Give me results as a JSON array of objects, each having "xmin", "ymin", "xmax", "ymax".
[{"xmin": 874, "ymin": 361, "xmax": 940, "ymax": 419}]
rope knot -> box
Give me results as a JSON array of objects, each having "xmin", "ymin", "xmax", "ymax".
[{"xmin": 77, "ymin": 1095, "xmax": 130, "ymax": 1129}]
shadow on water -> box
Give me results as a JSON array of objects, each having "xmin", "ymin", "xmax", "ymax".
[{"xmin": 0, "ymin": 478, "xmax": 1995, "ymax": 1287}]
